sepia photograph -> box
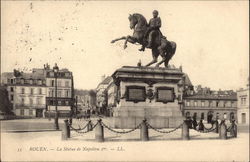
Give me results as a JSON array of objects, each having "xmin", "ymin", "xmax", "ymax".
[{"xmin": 0, "ymin": 0, "xmax": 249, "ymax": 161}]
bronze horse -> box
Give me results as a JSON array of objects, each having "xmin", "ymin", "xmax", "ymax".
[{"xmin": 111, "ymin": 13, "xmax": 176, "ymax": 67}]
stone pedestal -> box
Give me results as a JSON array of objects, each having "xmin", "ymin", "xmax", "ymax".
[{"xmin": 111, "ymin": 66, "xmax": 185, "ymax": 128}]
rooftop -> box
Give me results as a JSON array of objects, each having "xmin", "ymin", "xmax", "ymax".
[{"xmin": 184, "ymin": 86, "xmax": 237, "ymax": 100}]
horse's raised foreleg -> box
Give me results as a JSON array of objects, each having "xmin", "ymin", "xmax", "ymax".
[
  {"xmin": 124, "ymin": 35, "xmax": 137, "ymax": 49},
  {"xmin": 111, "ymin": 36, "xmax": 127, "ymax": 43},
  {"xmin": 111, "ymin": 35, "xmax": 137, "ymax": 49}
]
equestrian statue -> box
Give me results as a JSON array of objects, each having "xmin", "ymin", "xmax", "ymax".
[{"xmin": 111, "ymin": 10, "xmax": 177, "ymax": 67}]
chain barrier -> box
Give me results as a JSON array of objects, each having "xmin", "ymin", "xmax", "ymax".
[
  {"xmin": 70, "ymin": 121, "xmax": 99, "ymax": 134},
  {"xmin": 146, "ymin": 122, "xmax": 183, "ymax": 134},
  {"xmin": 69, "ymin": 122, "xmax": 89, "ymax": 131},
  {"xmin": 101, "ymin": 121, "xmax": 142, "ymax": 134},
  {"xmin": 194, "ymin": 126, "xmax": 217, "ymax": 133},
  {"xmin": 203, "ymin": 124, "xmax": 214, "ymax": 131}
]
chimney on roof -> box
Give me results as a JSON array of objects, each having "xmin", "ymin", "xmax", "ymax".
[
  {"xmin": 179, "ymin": 65, "xmax": 182, "ymax": 72},
  {"xmin": 196, "ymin": 85, "xmax": 202, "ymax": 92}
]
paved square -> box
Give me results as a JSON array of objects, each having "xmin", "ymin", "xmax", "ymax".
[{"xmin": 1, "ymin": 119, "xmax": 249, "ymax": 161}]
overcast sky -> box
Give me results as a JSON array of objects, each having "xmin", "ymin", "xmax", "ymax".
[{"xmin": 1, "ymin": 1, "xmax": 249, "ymax": 90}]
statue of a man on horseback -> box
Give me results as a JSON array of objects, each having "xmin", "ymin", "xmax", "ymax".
[
  {"xmin": 111, "ymin": 11, "xmax": 176, "ymax": 68},
  {"xmin": 139, "ymin": 10, "xmax": 163, "ymax": 51}
]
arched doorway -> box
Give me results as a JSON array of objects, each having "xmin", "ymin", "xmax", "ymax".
[
  {"xmin": 193, "ymin": 112, "xmax": 197, "ymax": 120},
  {"xmin": 201, "ymin": 112, "xmax": 204, "ymax": 120}
]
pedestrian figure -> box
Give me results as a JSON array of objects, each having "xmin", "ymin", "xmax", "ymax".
[
  {"xmin": 192, "ymin": 115, "xmax": 198, "ymax": 130},
  {"xmin": 69, "ymin": 109, "xmax": 73, "ymax": 125},
  {"xmin": 198, "ymin": 119, "xmax": 204, "ymax": 131}
]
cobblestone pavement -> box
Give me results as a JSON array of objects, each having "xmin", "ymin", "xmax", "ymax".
[
  {"xmin": 1, "ymin": 118, "xmax": 248, "ymax": 132},
  {"xmin": 1, "ymin": 118, "xmax": 249, "ymax": 161}
]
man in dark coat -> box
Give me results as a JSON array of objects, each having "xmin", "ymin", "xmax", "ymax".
[{"xmin": 139, "ymin": 10, "xmax": 162, "ymax": 51}]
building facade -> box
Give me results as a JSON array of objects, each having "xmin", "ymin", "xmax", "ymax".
[
  {"xmin": 96, "ymin": 76, "xmax": 112, "ymax": 114},
  {"xmin": 183, "ymin": 86, "xmax": 237, "ymax": 122},
  {"xmin": 1, "ymin": 64, "xmax": 74, "ymax": 117},
  {"xmin": 45, "ymin": 65, "xmax": 74, "ymax": 117},
  {"xmin": 237, "ymin": 85, "xmax": 249, "ymax": 124},
  {"xmin": 105, "ymin": 81, "xmax": 118, "ymax": 116},
  {"xmin": 1, "ymin": 70, "xmax": 47, "ymax": 117},
  {"xmin": 74, "ymin": 90, "xmax": 91, "ymax": 112}
]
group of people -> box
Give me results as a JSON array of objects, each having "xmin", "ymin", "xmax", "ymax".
[
  {"xmin": 186, "ymin": 113, "xmax": 235, "ymax": 131},
  {"xmin": 186, "ymin": 116, "xmax": 222, "ymax": 131}
]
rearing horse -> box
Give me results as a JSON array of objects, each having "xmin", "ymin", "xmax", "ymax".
[{"xmin": 111, "ymin": 13, "xmax": 177, "ymax": 67}]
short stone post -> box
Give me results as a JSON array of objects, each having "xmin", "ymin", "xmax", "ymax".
[
  {"xmin": 87, "ymin": 120, "xmax": 93, "ymax": 131},
  {"xmin": 230, "ymin": 120, "xmax": 237, "ymax": 138},
  {"xmin": 95, "ymin": 119, "xmax": 104, "ymax": 142},
  {"xmin": 140, "ymin": 119, "xmax": 149, "ymax": 141},
  {"xmin": 219, "ymin": 123, "xmax": 221, "ymax": 138},
  {"xmin": 61, "ymin": 119, "xmax": 70, "ymax": 140},
  {"xmin": 219, "ymin": 121, "xmax": 227, "ymax": 139},
  {"xmin": 182, "ymin": 120, "xmax": 190, "ymax": 140}
]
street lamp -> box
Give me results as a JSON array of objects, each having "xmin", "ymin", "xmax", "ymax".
[{"xmin": 53, "ymin": 63, "xmax": 59, "ymax": 130}]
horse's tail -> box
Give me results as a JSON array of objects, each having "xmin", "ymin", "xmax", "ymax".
[
  {"xmin": 164, "ymin": 41, "xmax": 177, "ymax": 67},
  {"xmin": 170, "ymin": 41, "xmax": 177, "ymax": 55}
]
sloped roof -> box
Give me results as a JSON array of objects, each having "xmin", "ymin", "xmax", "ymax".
[
  {"xmin": 1, "ymin": 72, "xmax": 14, "ymax": 79},
  {"xmin": 183, "ymin": 73, "xmax": 192, "ymax": 86},
  {"xmin": 100, "ymin": 76, "xmax": 112, "ymax": 84},
  {"xmin": 184, "ymin": 93, "xmax": 237, "ymax": 100},
  {"xmin": 19, "ymin": 72, "xmax": 45, "ymax": 80}
]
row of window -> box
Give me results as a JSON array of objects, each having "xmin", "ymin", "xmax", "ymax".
[
  {"xmin": 50, "ymin": 80, "xmax": 70, "ymax": 87},
  {"xmin": 19, "ymin": 109, "xmax": 33, "ymax": 116},
  {"xmin": 185, "ymin": 100, "xmax": 235, "ymax": 108},
  {"xmin": 20, "ymin": 87, "xmax": 43, "ymax": 95},
  {"xmin": 48, "ymin": 89, "xmax": 71, "ymax": 98},
  {"xmin": 240, "ymin": 97, "xmax": 247, "ymax": 105},
  {"xmin": 185, "ymin": 111, "xmax": 235, "ymax": 121},
  {"xmin": 9, "ymin": 78, "xmax": 70, "ymax": 87},
  {"xmin": 10, "ymin": 78, "xmax": 45, "ymax": 85},
  {"xmin": 48, "ymin": 100, "xmax": 71, "ymax": 106},
  {"xmin": 20, "ymin": 97, "xmax": 42, "ymax": 105},
  {"xmin": 47, "ymin": 72, "xmax": 71, "ymax": 77}
]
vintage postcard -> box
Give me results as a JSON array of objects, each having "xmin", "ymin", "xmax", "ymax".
[{"xmin": 0, "ymin": 0, "xmax": 249, "ymax": 161}]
